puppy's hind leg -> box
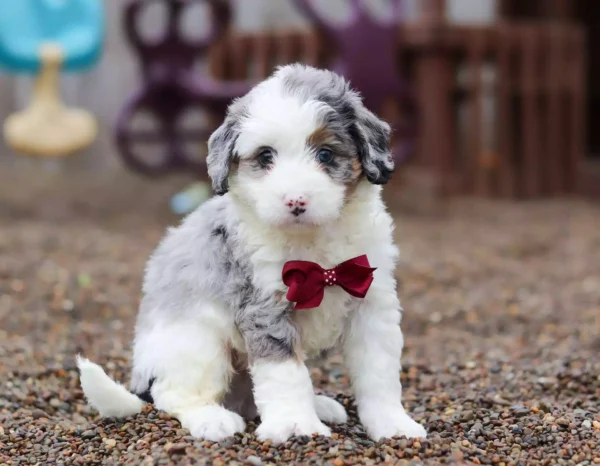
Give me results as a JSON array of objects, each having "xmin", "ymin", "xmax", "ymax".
[
  {"xmin": 308, "ymin": 351, "xmax": 347, "ymax": 425},
  {"xmin": 133, "ymin": 309, "xmax": 245, "ymax": 442},
  {"xmin": 314, "ymin": 395, "xmax": 348, "ymax": 425}
]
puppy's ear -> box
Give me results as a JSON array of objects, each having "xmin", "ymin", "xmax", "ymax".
[
  {"xmin": 207, "ymin": 119, "xmax": 239, "ymax": 195},
  {"xmin": 352, "ymin": 105, "xmax": 395, "ymax": 185}
]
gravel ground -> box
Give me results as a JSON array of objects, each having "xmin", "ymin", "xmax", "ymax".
[{"xmin": 1, "ymin": 170, "xmax": 600, "ymax": 465}]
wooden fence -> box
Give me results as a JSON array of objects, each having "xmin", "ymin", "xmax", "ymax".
[{"xmin": 209, "ymin": 21, "xmax": 586, "ymax": 198}]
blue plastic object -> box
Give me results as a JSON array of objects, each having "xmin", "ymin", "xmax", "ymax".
[
  {"xmin": 170, "ymin": 182, "xmax": 212, "ymax": 215},
  {"xmin": 0, "ymin": 0, "xmax": 105, "ymax": 73}
]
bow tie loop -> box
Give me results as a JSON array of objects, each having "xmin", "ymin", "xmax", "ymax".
[{"xmin": 282, "ymin": 255, "xmax": 376, "ymax": 310}]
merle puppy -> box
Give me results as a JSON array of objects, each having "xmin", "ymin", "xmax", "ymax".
[{"xmin": 78, "ymin": 64, "xmax": 427, "ymax": 443}]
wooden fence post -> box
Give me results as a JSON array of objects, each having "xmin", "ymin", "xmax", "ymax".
[
  {"xmin": 496, "ymin": 22, "xmax": 517, "ymax": 198},
  {"xmin": 519, "ymin": 25, "xmax": 543, "ymax": 198},
  {"xmin": 570, "ymin": 26, "xmax": 586, "ymax": 195},
  {"xmin": 413, "ymin": 0, "xmax": 456, "ymax": 196},
  {"xmin": 544, "ymin": 24, "xmax": 564, "ymax": 195}
]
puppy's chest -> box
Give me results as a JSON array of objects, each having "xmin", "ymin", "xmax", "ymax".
[
  {"xmin": 253, "ymin": 246, "xmax": 362, "ymax": 356},
  {"xmin": 293, "ymin": 290, "xmax": 357, "ymax": 356}
]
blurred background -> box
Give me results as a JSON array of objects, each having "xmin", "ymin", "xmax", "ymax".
[
  {"xmin": 1, "ymin": 1, "xmax": 599, "ymax": 464},
  {"xmin": 0, "ymin": 0, "xmax": 598, "ymax": 205}
]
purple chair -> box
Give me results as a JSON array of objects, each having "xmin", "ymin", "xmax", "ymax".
[
  {"xmin": 116, "ymin": 0, "xmax": 251, "ymax": 176},
  {"xmin": 292, "ymin": 0, "xmax": 417, "ymax": 164}
]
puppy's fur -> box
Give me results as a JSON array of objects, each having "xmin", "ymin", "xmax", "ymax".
[{"xmin": 78, "ymin": 64, "xmax": 426, "ymax": 443}]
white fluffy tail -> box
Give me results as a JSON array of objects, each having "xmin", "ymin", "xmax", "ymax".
[{"xmin": 77, "ymin": 356, "xmax": 145, "ymax": 418}]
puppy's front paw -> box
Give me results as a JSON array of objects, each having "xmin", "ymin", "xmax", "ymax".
[
  {"xmin": 256, "ymin": 413, "xmax": 331, "ymax": 444},
  {"xmin": 181, "ymin": 405, "xmax": 246, "ymax": 442},
  {"xmin": 360, "ymin": 404, "xmax": 427, "ymax": 441},
  {"xmin": 314, "ymin": 395, "xmax": 348, "ymax": 424}
]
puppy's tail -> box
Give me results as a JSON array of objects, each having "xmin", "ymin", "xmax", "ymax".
[{"xmin": 77, "ymin": 356, "xmax": 145, "ymax": 418}]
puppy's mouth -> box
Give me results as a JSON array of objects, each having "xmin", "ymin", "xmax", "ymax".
[
  {"xmin": 275, "ymin": 210, "xmax": 338, "ymax": 229},
  {"xmin": 282, "ymin": 215, "xmax": 319, "ymax": 227}
]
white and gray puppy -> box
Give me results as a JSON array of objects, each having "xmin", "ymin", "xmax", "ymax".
[{"xmin": 78, "ymin": 64, "xmax": 427, "ymax": 443}]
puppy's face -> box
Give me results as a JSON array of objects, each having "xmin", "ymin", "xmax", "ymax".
[{"xmin": 207, "ymin": 65, "xmax": 395, "ymax": 227}]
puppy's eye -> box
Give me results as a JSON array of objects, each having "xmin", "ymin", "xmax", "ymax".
[
  {"xmin": 317, "ymin": 148, "xmax": 334, "ymax": 164},
  {"xmin": 257, "ymin": 148, "xmax": 275, "ymax": 168}
]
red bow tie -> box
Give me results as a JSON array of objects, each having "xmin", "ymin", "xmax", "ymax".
[{"xmin": 282, "ymin": 255, "xmax": 377, "ymax": 310}]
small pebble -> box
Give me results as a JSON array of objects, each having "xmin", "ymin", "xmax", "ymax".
[
  {"xmin": 462, "ymin": 410, "xmax": 474, "ymax": 421},
  {"xmin": 31, "ymin": 410, "xmax": 48, "ymax": 419},
  {"xmin": 245, "ymin": 455, "xmax": 262, "ymax": 466},
  {"xmin": 164, "ymin": 442, "xmax": 188, "ymax": 455},
  {"xmin": 104, "ymin": 439, "xmax": 116, "ymax": 449}
]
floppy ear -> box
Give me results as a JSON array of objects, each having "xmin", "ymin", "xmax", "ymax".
[
  {"xmin": 352, "ymin": 105, "xmax": 395, "ymax": 185},
  {"xmin": 207, "ymin": 119, "xmax": 239, "ymax": 195}
]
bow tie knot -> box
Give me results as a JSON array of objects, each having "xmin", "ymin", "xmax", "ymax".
[
  {"xmin": 282, "ymin": 255, "xmax": 376, "ymax": 310},
  {"xmin": 323, "ymin": 269, "xmax": 337, "ymax": 287}
]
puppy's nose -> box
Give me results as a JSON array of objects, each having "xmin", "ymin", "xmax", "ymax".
[{"xmin": 285, "ymin": 196, "xmax": 307, "ymax": 216}]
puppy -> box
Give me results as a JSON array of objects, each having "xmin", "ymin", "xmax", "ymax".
[{"xmin": 78, "ymin": 64, "xmax": 426, "ymax": 443}]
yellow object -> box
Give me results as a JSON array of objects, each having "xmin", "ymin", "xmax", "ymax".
[{"xmin": 3, "ymin": 43, "xmax": 97, "ymax": 156}]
